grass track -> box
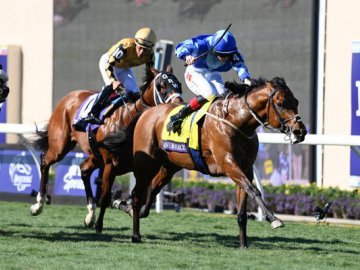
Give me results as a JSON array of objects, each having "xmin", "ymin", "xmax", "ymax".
[{"xmin": 0, "ymin": 201, "xmax": 359, "ymax": 270}]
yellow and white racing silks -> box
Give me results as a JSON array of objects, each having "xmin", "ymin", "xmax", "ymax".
[{"xmin": 105, "ymin": 38, "xmax": 154, "ymax": 83}]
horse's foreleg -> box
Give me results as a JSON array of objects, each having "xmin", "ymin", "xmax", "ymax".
[
  {"xmin": 225, "ymin": 162, "xmax": 284, "ymax": 230},
  {"xmin": 95, "ymin": 163, "xmax": 115, "ymax": 234},
  {"xmin": 236, "ymin": 185, "xmax": 248, "ymax": 248},
  {"xmin": 80, "ymin": 157, "xmax": 97, "ymax": 227}
]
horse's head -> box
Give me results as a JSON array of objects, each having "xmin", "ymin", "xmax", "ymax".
[
  {"xmin": 245, "ymin": 77, "xmax": 307, "ymax": 144},
  {"xmin": 140, "ymin": 66, "xmax": 183, "ymax": 106},
  {"xmin": 0, "ymin": 79, "xmax": 9, "ymax": 103}
]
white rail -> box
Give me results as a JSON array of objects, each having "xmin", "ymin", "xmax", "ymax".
[
  {"xmin": 258, "ymin": 133, "xmax": 360, "ymax": 146},
  {"xmin": 1, "ymin": 123, "xmax": 360, "ymax": 219},
  {"xmin": 0, "ymin": 123, "xmax": 41, "ymax": 134}
]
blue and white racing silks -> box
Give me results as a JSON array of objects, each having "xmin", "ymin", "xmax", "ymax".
[{"xmin": 175, "ymin": 34, "xmax": 251, "ymax": 81}]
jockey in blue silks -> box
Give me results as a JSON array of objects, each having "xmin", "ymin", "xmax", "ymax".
[{"xmin": 167, "ymin": 30, "xmax": 251, "ymax": 133}]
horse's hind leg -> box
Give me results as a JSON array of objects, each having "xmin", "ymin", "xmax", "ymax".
[
  {"xmin": 139, "ymin": 165, "xmax": 177, "ymax": 218},
  {"xmin": 30, "ymin": 140, "xmax": 76, "ymax": 216},
  {"xmin": 80, "ymin": 157, "xmax": 98, "ymax": 227},
  {"xmin": 30, "ymin": 124, "xmax": 76, "ymax": 216},
  {"xmin": 236, "ymin": 185, "xmax": 248, "ymax": 248},
  {"xmin": 95, "ymin": 163, "xmax": 115, "ymax": 233}
]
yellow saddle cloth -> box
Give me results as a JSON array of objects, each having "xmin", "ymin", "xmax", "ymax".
[{"xmin": 161, "ymin": 99, "xmax": 214, "ymax": 152}]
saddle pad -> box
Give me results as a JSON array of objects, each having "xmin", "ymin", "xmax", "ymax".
[
  {"xmin": 73, "ymin": 94, "xmax": 98, "ymax": 125},
  {"xmin": 161, "ymin": 98, "xmax": 214, "ymax": 152}
]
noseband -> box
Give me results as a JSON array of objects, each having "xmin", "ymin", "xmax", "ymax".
[{"xmin": 244, "ymin": 87, "xmax": 303, "ymax": 141}]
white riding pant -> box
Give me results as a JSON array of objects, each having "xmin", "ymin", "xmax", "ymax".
[
  {"xmin": 184, "ymin": 65, "xmax": 226, "ymax": 101},
  {"xmin": 99, "ymin": 53, "xmax": 139, "ymax": 94}
]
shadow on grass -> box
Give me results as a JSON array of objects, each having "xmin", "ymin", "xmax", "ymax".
[
  {"xmin": 0, "ymin": 225, "xmax": 131, "ymax": 243},
  {"xmin": 143, "ymin": 231, "xmax": 357, "ymax": 254},
  {"xmin": 1, "ymin": 226, "xmax": 357, "ymax": 255}
]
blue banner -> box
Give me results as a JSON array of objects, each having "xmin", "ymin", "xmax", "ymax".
[
  {"xmin": 350, "ymin": 41, "xmax": 360, "ymax": 187},
  {"xmin": 53, "ymin": 152, "xmax": 99, "ymax": 196},
  {"xmin": 0, "ymin": 149, "xmax": 40, "ymax": 193}
]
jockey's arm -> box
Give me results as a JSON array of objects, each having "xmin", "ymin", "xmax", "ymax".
[
  {"xmin": 146, "ymin": 52, "xmax": 155, "ymax": 68},
  {"xmin": 175, "ymin": 39, "xmax": 197, "ymax": 61},
  {"xmin": 105, "ymin": 44, "xmax": 127, "ymax": 86},
  {"xmin": 232, "ymin": 53, "xmax": 251, "ymax": 85}
]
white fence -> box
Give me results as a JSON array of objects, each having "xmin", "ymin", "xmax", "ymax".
[{"xmin": 1, "ymin": 123, "xmax": 360, "ymax": 219}]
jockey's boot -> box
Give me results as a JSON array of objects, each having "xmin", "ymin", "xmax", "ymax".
[
  {"xmin": 167, "ymin": 95, "xmax": 207, "ymax": 133},
  {"xmin": 82, "ymin": 84, "xmax": 113, "ymax": 125}
]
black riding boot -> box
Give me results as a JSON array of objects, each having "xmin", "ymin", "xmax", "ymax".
[
  {"xmin": 167, "ymin": 95, "xmax": 207, "ymax": 133},
  {"xmin": 82, "ymin": 84, "xmax": 113, "ymax": 125}
]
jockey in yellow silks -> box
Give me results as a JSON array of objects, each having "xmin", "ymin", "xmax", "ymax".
[{"xmin": 81, "ymin": 27, "xmax": 156, "ymax": 125}]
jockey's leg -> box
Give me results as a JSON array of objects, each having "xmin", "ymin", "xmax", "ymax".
[
  {"xmin": 82, "ymin": 84, "xmax": 113, "ymax": 124},
  {"xmin": 167, "ymin": 95, "xmax": 207, "ymax": 133},
  {"xmin": 167, "ymin": 66, "xmax": 217, "ymax": 133},
  {"xmin": 102, "ymin": 67, "xmax": 139, "ymax": 118}
]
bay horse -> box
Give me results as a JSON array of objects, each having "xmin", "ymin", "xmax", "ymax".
[
  {"xmin": 30, "ymin": 66, "xmax": 183, "ymax": 233},
  {"xmin": 108, "ymin": 77, "xmax": 306, "ymax": 247}
]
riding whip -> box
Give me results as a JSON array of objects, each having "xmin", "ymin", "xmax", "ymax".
[{"xmin": 184, "ymin": 23, "xmax": 232, "ymax": 67}]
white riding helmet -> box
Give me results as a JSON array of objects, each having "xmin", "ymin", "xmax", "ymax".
[{"xmin": 135, "ymin": 27, "xmax": 156, "ymax": 49}]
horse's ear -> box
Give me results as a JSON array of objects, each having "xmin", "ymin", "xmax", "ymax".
[
  {"xmin": 150, "ymin": 66, "xmax": 159, "ymax": 76},
  {"xmin": 166, "ymin": 65, "xmax": 173, "ymax": 74}
]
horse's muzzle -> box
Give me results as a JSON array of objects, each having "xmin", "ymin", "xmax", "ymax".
[{"xmin": 291, "ymin": 127, "xmax": 307, "ymax": 144}]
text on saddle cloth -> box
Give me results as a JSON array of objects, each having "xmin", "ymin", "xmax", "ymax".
[{"xmin": 161, "ymin": 99, "xmax": 214, "ymax": 153}]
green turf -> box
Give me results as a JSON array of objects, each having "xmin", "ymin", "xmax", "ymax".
[{"xmin": 0, "ymin": 201, "xmax": 359, "ymax": 270}]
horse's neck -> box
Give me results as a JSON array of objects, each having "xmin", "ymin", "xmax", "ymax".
[
  {"xmin": 210, "ymin": 95, "xmax": 261, "ymax": 136},
  {"xmin": 141, "ymin": 86, "xmax": 156, "ymax": 107}
]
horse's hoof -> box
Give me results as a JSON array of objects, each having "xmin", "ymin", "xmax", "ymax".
[
  {"xmin": 84, "ymin": 213, "xmax": 96, "ymax": 228},
  {"xmin": 95, "ymin": 224, "xmax": 103, "ymax": 234},
  {"xmin": 271, "ymin": 219, "xmax": 285, "ymax": 229},
  {"xmin": 132, "ymin": 235, "xmax": 142, "ymax": 243},
  {"xmin": 84, "ymin": 219, "xmax": 95, "ymax": 228},
  {"xmin": 30, "ymin": 205, "xmax": 42, "ymax": 216}
]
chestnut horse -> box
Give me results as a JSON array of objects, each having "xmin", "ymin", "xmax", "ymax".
[
  {"xmin": 31, "ymin": 66, "xmax": 183, "ymax": 233},
  {"xmin": 110, "ymin": 77, "xmax": 306, "ymax": 247}
]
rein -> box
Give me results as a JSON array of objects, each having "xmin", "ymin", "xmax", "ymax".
[{"xmin": 199, "ymin": 94, "xmax": 256, "ymax": 140}]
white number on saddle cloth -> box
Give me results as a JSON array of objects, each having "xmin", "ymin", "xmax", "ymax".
[{"xmin": 74, "ymin": 94, "xmax": 98, "ymax": 123}]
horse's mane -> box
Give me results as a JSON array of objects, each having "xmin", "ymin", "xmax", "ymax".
[
  {"xmin": 139, "ymin": 66, "xmax": 155, "ymax": 93},
  {"xmin": 225, "ymin": 77, "xmax": 288, "ymax": 97}
]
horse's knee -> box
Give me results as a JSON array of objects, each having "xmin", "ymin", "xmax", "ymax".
[{"xmin": 243, "ymin": 184, "xmax": 261, "ymax": 199}]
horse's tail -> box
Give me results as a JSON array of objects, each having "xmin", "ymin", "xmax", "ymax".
[
  {"xmin": 31, "ymin": 124, "xmax": 49, "ymax": 152},
  {"xmin": 101, "ymin": 113, "xmax": 142, "ymax": 155}
]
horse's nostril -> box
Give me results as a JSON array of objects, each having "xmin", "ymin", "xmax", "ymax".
[{"xmin": 293, "ymin": 129, "xmax": 301, "ymax": 136}]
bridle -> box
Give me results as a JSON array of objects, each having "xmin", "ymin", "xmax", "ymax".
[
  {"xmin": 139, "ymin": 72, "xmax": 182, "ymax": 107},
  {"xmin": 243, "ymin": 87, "xmax": 303, "ymax": 142},
  {"xmin": 153, "ymin": 73, "xmax": 182, "ymax": 105}
]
